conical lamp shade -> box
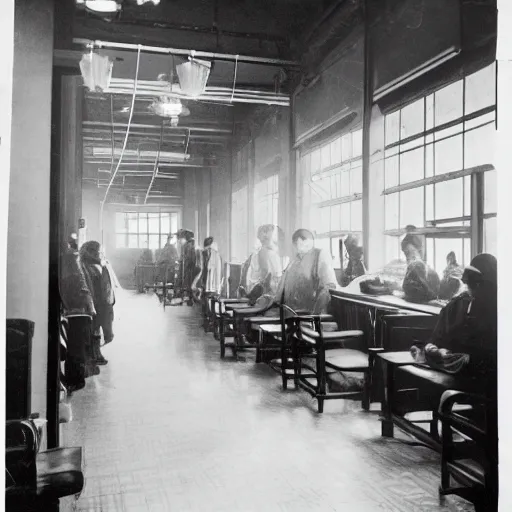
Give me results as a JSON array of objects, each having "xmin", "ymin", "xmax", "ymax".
[
  {"xmin": 80, "ymin": 53, "xmax": 113, "ymax": 92},
  {"xmin": 176, "ymin": 58, "xmax": 211, "ymax": 97}
]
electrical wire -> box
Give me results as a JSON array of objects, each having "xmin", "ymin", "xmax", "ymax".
[{"xmin": 100, "ymin": 44, "xmax": 142, "ymax": 246}]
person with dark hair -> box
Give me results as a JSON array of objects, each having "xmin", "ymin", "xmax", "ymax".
[
  {"xmin": 341, "ymin": 234, "xmax": 366, "ymax": 286},
  {"xmin": 80, "ymin": 241, "xmax": 113, "ymax": 369},
  {"xmin": 246, "ymin": 224, "xmax": 283, "ymax": 298},
  {"xmin": 60, "ymin": 235, "xmax": 97, "ymax": 389},
  {"xmin": 157, "ymin": 234, "xmax": 178, "ymax": 285},
  {"xmin": 176, "ymin": 229, "xmax": 200, "ymax": 305},
  {"xmin": 424, "ymin": 254, "xmax": 497, "ymax": 392},
  {"xmin": 275, "ymin": 229, "xmax": 338, "ymax": 313},
  {"xmin": 439, "ymin": 251, "xmax": 464, "ymax": 300},
  {"xmin": 401, "ymin": 228, "xmax": 440, "ymax": 303}
]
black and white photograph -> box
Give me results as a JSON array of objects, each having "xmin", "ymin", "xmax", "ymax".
[{"xmin": 1, "ymin": 0, "xmax": 510, "ymax": 511}]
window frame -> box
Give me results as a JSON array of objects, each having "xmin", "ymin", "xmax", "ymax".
[
  {"xmin": 381, "ymin": 63, "xmax": 497, "ymax": 273},
  {"xmin": 115, "ymin": 211, "xmax": 179, "ymax": 250}
]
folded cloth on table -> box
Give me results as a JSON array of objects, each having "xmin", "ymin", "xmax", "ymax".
[{"xmin": 410, "ymin": 343, "xmax": 470, "ymax": 374}]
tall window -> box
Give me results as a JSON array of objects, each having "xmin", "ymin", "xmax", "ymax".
[
  {"xmin": 231, "ymin": 186, "xmax": 248, "ymax": 262},
  {"xmin": 254, "ymin": 174, "xmax": 279, "ymax": 229},
  {"xmin": 115, "ymin": 212, "xmax": 178, "ymax": 249},
  {"xmin": 383, "ymin": 63, "xmax": 496, "ymax": 275},
  {"xmin": 300, "ymin": 129, "xmax": 363, "ymax": 267}
]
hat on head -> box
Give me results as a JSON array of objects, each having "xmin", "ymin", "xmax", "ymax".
[{"xmin": 463, "ymin": 253, "xmax": 497, "ymax": 285}]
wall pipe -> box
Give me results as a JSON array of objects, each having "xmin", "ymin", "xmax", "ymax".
[{"xmin": 73, "ymin": 38, "xmax": 300, "ymax": 67}]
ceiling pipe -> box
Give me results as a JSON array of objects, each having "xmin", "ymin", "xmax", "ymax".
[
  {"xmin": 83, "ymin": 121, "xmax": 232, "ymax": 133},
  {"xmin": 74, "ymin": 38, "xmax": 300, "ymax": 67}
]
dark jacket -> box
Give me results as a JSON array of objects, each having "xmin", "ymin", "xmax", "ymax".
[
  {"xmin": 429, "ymin": 291, "xmax": 497, "ymax": 395},
  {"xmin": 60, "ymin": 248, "xmax": 95, "ymax": 315},
  {"xmin": 403, "ymin": 260, "xmax": 440, "ymax": 303}
]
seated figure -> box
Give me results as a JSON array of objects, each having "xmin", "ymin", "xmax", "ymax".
[
  {"xmin": 439, "ymin": 251, "xmax": 464, "ymax": 300},
  {"xmin": 427, "ymin": 253, "xmax": 497, "ymax": 392},
  {"xmin": 275, "ymin": 228, "xmax": 338, "ymax": 314},
  {"xmin": 341, "ymin": 234, "xmax": 366, "ymax": 287},
  {"xmin": 245, "ymin": 224, "xmax": 284, "ymax": 301},
  {"xmin": 401, "ymin": 230, "xmax": 440, "ymax": 303}
]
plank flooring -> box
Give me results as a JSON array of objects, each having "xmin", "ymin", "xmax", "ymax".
[{"xmin": 60, "ymin": 290, "xmax": 474, "ymax": 512}]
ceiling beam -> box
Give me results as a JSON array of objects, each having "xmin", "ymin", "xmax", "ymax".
[{"xmin": 75, "ymin": 14, "xmax": 289, "ymax": 45}]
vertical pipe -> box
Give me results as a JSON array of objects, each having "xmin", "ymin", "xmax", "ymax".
[
  {"xmin": 362, "ymin": 0, "xmax": 374, "ymax": 270},
  {"xmin": 48, "ymin": 69, "xmax": 62, "ymax": 449}
]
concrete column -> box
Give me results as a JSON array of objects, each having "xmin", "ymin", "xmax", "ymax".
[{"xmin": 7, "ymin": 0, "xmax": 54, "ymax": 419}]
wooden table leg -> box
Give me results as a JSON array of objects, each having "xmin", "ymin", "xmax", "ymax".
[{"xmin": 381, "ymin": 360, "xmax": 395, "ymax": 438}]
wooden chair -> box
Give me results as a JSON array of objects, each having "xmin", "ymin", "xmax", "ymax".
[
  {"xmin": 290, "ymin": 315, "xmax": 377, "ymax": 413},
  {"xmin": 438, "ymin": 390, "xmax": 497, "ymax": 511},
  {"xmin": 6, "ymin": 417, "xmax": 84, "ymax": 511}
]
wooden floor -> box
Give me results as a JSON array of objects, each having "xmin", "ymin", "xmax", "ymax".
[{"xmin": 61, "ymin": 290, "xmax": 473, "ymax": 512}]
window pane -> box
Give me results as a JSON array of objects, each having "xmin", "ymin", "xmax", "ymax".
[
  {"xmin": 463, "ymin": 238, "xmax": 471, "ymax": 266},
  {"xmin": 385, "ymin": 236, "xmax": 400, "ymax": 263},
  {"xmin": 435, "ymin": 81, "xmax": 463, "ymax": 127},
  {"xmin": 350, "ymin": 166, "xmax": 362, "ymax": 195},
  {"xmin": 425, "ymin": 144, "xmax": 434, "ymax": 177},
  {"xmin": 434, "ymin": 135, "xmax": 463, "ymax": 175},
  {"xmin": 340, "ymin": 202, "xmax": 351, "ymax": 231},
  {"xmin": 116, "ymin": 212, "xmax": 127, "ymax": 233},
  {"xmin": 138, "ymin": 214, "xmax": 148, "ymax": 234},
  {"xmin": 148, "ymin": 213, "xmax": 160, "ymax": 233},
  {"xmin": 161, "ymin": 234, "xmax": 168, "ymax": 249},
  {"xmin": 160, "ymin": 213, "xmax": 170, "ymax": 234},
  {"xmin": 316, "ymin": 237, "xmax": 331, "ymax": 257},
  {"xmin": 465, "ymin": 63, "xmax": 496, "ymax": 115},
  {"xmin": 319, "ymin": 207, "xmax": 330, "ymax": 232},
  {"xmin": 321, "ymin": 144, "xmax": 331, "ymax": 170},
  {"xmin": 116, "ymin": 234, "xmax": 126, "ymax": 248},
  {"xmin": 128, "ymin": 215, "xmax": 138, "ymax": 234},
  {"xmin": 331, "ymin": 237, "xmax": 343, "ymax": 269},
  {"xmin": 311, "ymin": 149, "xmax": 321, "ymax": 174},
  {"xmin": 464, "ymin": 176, "xmax": 471, "ymax": 216},
  {"xmin": 435, "ymin": 179, "xmax": 463, "ymax": 219},
  {"xmin": 170, "ymin": 213, "xmax": 178, "ymax": 235},
  {"xmin": 139, "ymin": 235, "xmax": 148, "ymax": 249},
  {"xmin": 400, "ymin": 188, "xmax": 424, "ymax": 227},
  {"xmin": 425, "ymin": 185, "xmax": 434, "ymax": 220},
  {"xmin": 330, "ymin": 175, "xmax": 337, "ymax": 200},
  {"xmin": 484, "ymin": 169, "xmax": 497, "ymax": 214},
  {"xmin": 400, "ymin": 147, "xmax": 424, "ymax": 184},
  {"xmin": 128, "ymin": 234, "xmax": 138, "ymax": 248},
  {"xmin": 464, "ymin": 123, "xmax": 496, "ymax": 169},
  {"xmin": 340, "ymin": 169, "xmax": 350, "ymax": 196},
  {"xmin": 331, "ymin": 137, "xmax": 342, "ymax": 165},
  {"xmin": 352, "ymin": 130, "xmax": 363, "ymax": 158},
  {"xmin": 341, "ymin": 134, "xmax": 352, "ymax": 160},
  {"xmin": 331, "ymin": 204, "xmax": 341, "ymax": 231},
  {"xmin": 384, "ymin": 156, "xmax": 399, "ymax": 189},
  {"xmin": 351, "ymin": 200, "xmax": 362, "ymax": 231},
  {"xmin": 147, "ymin": 234, "xmax": 159, "ymax": 250},
  {"xmin": 425, "ymin": 95, "xmax": 434, "ymax": 131},
  {"xmin": 385, "ymin": 193, "xmax": 399, "ymax": 230},
  {"xmin": 385, "ymin": 111, "xmax": 400, "ymax": 146},
  {"xmin": 400, "ymin": 99, "xmax": 424, "ymax": 140},
  {"xmin": 483, "ymin": 217, "xmax": 497, "ymax": 256}
]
